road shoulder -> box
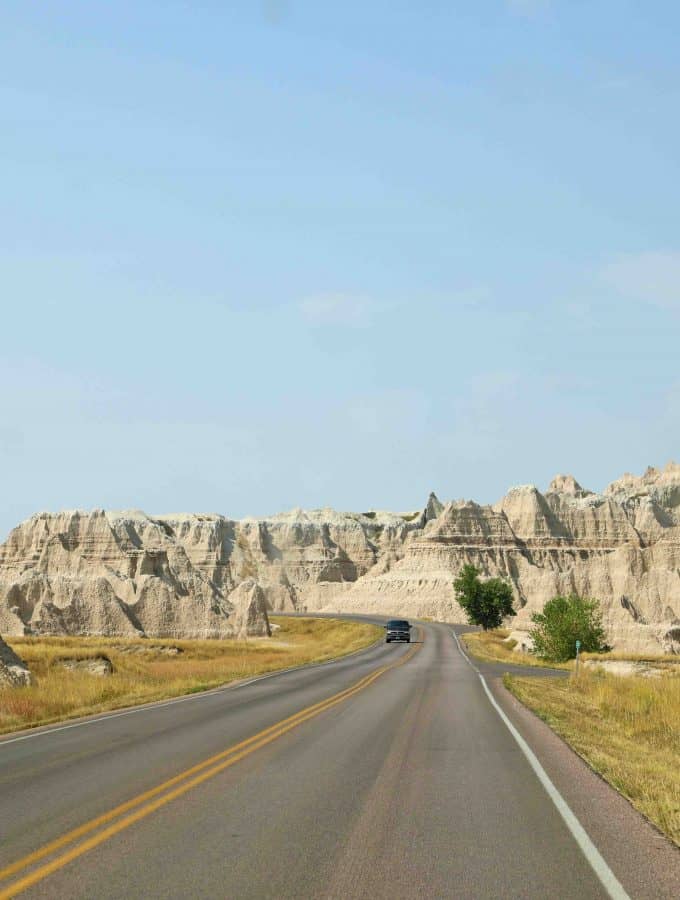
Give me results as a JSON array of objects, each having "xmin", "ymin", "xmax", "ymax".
[{"xmin": 485, "ymin": 672, "xmax": 680, "ymax": 900}]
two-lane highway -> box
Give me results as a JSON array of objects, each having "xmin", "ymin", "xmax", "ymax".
[{"xmin": 0, "ymin": 620, "xmax": 673, "ymax": 898}]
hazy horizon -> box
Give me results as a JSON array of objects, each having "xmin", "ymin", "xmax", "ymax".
[{"xmin": 3, "ymin": 2, "xmax": 679, "ymax": 540}]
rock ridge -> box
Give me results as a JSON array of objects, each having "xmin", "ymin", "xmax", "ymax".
[{"xmin": 1, "ymin": 467, "xmax": 679, "ymax": 651}]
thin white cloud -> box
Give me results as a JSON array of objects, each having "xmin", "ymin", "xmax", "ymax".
[
  {"xmin": 446, "ymin": 286, "xmax": 491, "ymax": 308},
  {"xmin": 261, "ymin": 0, "xmax": 289, "ymax": 26},
  {"xmin": 597, "ymin": 76, "xmax": 633, "ymax": 92},
  {"xmin": 602, "ymin": 251, "xmax": 680, "ymax": 311},
  {"xmin": 506, "ymin": 0, "xmax": 550, "ymax": 17},
  {"xmin": 343, "ymin": 389, "xmax": 431, "ymax": 437},
  {"xmin": 298, "ymin": 294, "xmax": 375, "ymax": 327}
]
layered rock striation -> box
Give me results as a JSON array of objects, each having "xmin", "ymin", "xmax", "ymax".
[
  {"xmin": 324, "ymin": 465, "xmax": 680, "ymax": 653},
  {"xmin": 1, "ymin": 464, "xmax": 679, "ymax": 651},
  {"xmin": 0, "ymin": 510, "xmax": 270, "ymax": 639}
]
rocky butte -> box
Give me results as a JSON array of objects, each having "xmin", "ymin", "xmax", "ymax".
[{"xmin": 1, "ymin": 463, "xmax": 679, "ymax": 653}]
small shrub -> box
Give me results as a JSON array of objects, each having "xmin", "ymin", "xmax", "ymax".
[{"xmin": 529, "ymin": 594, "xmax": 610, "ymax": 662}]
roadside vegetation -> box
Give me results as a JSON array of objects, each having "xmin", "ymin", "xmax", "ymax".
[
  {"xmin": 0, "ymin": 617, "xmax": 381, "ymax": 736},
  {"xmin": 465, "ymin": 590, "xmax": 680, "ymax": 845},
  {"xmin": 462, "ymin": 593, "xmax": 609, "ymax": 671},
  {"xmin": 461, "ymin": 629, "xmax": 571, "ymax": 670},
  {"xmin": 505, "ymin": 670, "xmax": 680, "ymax": 846},
  {"xmin": 454, "ymin": 564, "xmax": 515, "ymax": 630},
  {"xmin": 529, "ymin": 594, "xmax": 610, "ymax": 661}
]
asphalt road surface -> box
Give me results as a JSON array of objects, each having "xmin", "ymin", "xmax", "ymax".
[{"xmin": 0, "ymin": 619, "xmax": 677, "ymax": 899}]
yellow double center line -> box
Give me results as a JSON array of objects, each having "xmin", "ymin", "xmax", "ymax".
[{"xmin": 0, "ymin": 636, "xmax": 421, "ymax": 898}]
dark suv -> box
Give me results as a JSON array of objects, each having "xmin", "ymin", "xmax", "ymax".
[{"xmin": 385, "ymin": 619, "xmax": 411, "ymax": 643}]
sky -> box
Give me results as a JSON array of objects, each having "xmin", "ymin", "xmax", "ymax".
[{"xmin": 2, "ymin": 1, "xmax": 680, "ymax": 538}]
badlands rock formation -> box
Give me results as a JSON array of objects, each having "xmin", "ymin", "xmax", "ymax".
[
  {"xmin": 0, "ymin": 637, "xmax": 31, "ymax": 686},
  {"xmin": 324, "ymin": 464, "xmax": 680, "ymax": 653},
  {"xmin": 0, "ymin": 510, "xmax": 270, "ymax": 639},
  {"xmin": 1, "ymin": 464, "xmax": 679, "ymax": 652}
]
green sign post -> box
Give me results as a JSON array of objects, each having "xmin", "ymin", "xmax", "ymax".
[{"xmin": 575, "ymin": 639, "xmax": 581, "ymax": 675}]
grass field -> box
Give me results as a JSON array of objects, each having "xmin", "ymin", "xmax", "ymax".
[
  {"xmin": 0, "ymin": 617, "xmax": 382, "ymax": 736},
  {"xmin": 461, "ymin": 628, "xmax": 571, "ymax": 670},
  {"xmin": 505, "ymin": 670, "xmax": 680, "ymax": 846},
  {"xmin": 581, "ymin": 650, "xmax": 680, "ymax": 667}
]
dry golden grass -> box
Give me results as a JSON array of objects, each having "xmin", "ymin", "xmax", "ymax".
[
  {"xmin": 0, "ymin": 617, "xmax": 381, "ymax": 736},
  {"xmin": 461, "ymin": 629, "xmax": 571, "ymax": 670},
  {"xmin": 582, "ymin": 650, "xmax": 680, "ymax": 669},
  {"xmin": 505, "ymin": 670, "xmax": 680, "ymax": 846}
]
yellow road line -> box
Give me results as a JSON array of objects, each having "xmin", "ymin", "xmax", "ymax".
[
  {"xmin": 0, "ymin": 635, "xmax": 421, "ymax": 899},
  {"xmin": 0, "ymin": 666, "xmax": 378, "ymax": 880}
]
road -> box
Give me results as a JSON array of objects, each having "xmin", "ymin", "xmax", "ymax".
[{"xmin": 0, "ymin": 619, "xmax": 677, "ymax": 899}]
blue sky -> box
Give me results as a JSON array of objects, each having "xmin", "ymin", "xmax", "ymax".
[{"xmin": 2, "ymin": 1, "xmax": 679, "ymax": 537}]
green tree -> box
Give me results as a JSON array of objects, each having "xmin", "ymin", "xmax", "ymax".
[
  {"xmin": 454, "ymin": 564, "xmax": 515, "ymax": 630},
  {"xmin": 529, "ymin": 594, "xmax": 610, "ymax": 662}
]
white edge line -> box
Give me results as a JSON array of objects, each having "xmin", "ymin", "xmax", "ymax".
[
  {"xmin": 451, "ymin": 629, "xmax": 630, "ymax": 900},
  {"xmin": 0, "ymin": 634, "xmax": 385, "ymax": 749}
]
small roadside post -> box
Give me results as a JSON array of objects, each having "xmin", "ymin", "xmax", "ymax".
[{"xmin": 575, "ymin": 639, "xmax": 581, "ymax": 676}]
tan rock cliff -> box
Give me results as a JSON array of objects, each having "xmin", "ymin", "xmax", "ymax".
[
  {"xmin": 305, "ymin": 465, "xmax": 680, "ymax": 654},
  {"xmin": 0, "ymin": 510, "xmax": 270, "ymax": 639},
  {"xmin": 1, "ymin": 464, "xmax": 679, "ymax": 651}
]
